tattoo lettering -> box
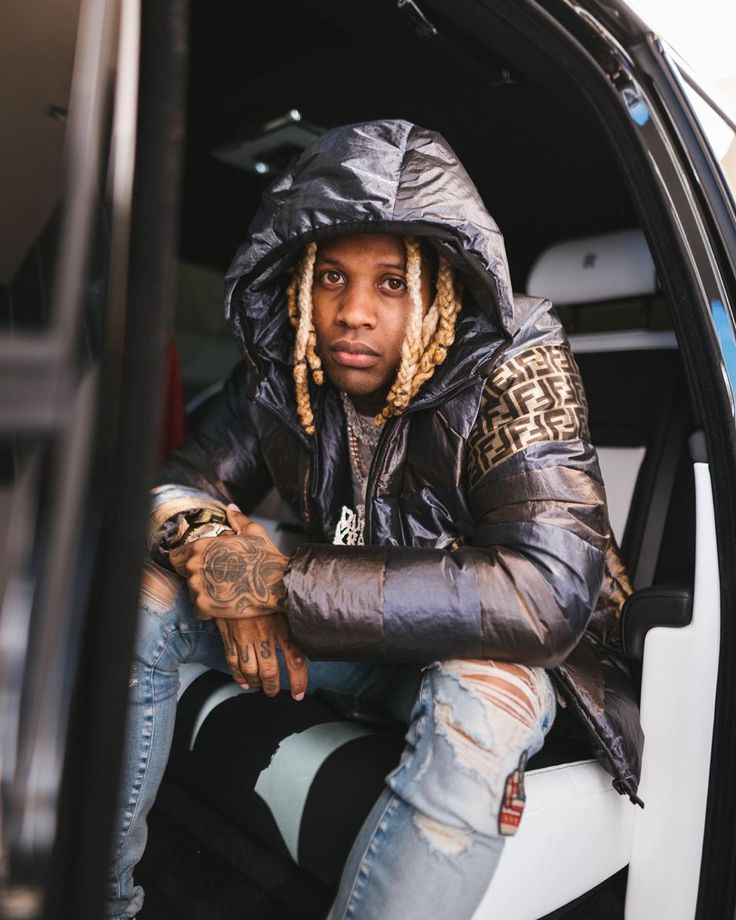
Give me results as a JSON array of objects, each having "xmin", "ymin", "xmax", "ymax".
[
  {"xmin": 260, "ymin": 640, "xmax": 272, "ymax": 659},
  {"xmin": 201, "ymin": 535, "xmax": 286, "ymax": 614}
]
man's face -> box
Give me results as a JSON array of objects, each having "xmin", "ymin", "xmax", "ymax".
[{"xmin": 311, "ymin": 233, "xmax": 432, "ymax": 412}]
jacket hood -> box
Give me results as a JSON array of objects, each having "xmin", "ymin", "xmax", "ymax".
[{"xmin": 224, "ymin": 119, "xmax": 518, "ymax": 369}]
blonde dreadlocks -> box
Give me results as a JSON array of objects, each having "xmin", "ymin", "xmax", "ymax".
[{"xmin": 287, "ymin": 236, "xmax": 462, "ymax": 435}]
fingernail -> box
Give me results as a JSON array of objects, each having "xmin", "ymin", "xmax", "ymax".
[
  {"xmin": 239, "ymin": 683, "xmax": 249, "ymax": 689},
  {"xmin": 294, "ymin": 691, "xmax": 305, "ymax": 701},
  {"xmin": 227, "ymin": 503, "xmax": 241, "ymax": 511}
]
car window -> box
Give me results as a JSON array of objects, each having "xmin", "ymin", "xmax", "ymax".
[{"xmin": 675, "ymin": 67, "xmax": 736, "ymax": 212}]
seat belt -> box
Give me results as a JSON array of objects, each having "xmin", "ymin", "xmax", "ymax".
[{"xmin": 632, "ymin": 394, "xmax": 690, "ymax": 590}]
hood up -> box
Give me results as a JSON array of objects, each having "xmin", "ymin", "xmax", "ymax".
[{"xmin": 224, "ymin": 120, "xmax": 518, "ymax": 370}]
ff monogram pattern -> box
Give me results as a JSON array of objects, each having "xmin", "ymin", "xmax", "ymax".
[{"xmin": 468, "ymin": 344, "xmax": 589, "ymax": 488}]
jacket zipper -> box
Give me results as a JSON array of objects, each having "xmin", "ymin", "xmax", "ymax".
[{"xmin": 363, "ymin": 372, "xmax": 488, "ymax": 542}]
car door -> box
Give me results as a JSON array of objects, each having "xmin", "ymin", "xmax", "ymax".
[
  {"xmin": 496, "ymin": 3, "xmax": 736, "ymax": 915},
  {"xmin": 0, "ymin": 2, "xmax": 187, "ymax": 919}
]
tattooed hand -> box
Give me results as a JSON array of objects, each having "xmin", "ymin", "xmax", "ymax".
[
  {"xmin": 171, "ymin": 505, "xmax": 307, "ymax": 698},
  {"xmin": 170, "ymin": 505, "xmax": 289, "ymax": 620},
  {"xmin": 215, "ymin": 611, "xmax": 307, "ymax": 700}
]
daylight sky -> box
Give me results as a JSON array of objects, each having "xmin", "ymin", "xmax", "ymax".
[
  {"xmin": 624, "ymin": 0, "xmax": 735, "ymax": 201},
  {"xmin": 624, "ymin": 0, "xmax": 736, "ymax": 88}
]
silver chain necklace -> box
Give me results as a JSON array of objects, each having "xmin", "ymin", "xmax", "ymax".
[
  {"xmin": 341, "ymin": 392, "xmax": 381, "ymax": 475},
  {"xmin": 334, "ymin": 392, "xmax": 381, "ymax": 546}
]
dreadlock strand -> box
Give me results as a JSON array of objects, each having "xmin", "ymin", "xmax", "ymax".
[
  {"xmin": 286, "ymin": 273, "xmax": 298, "ymax": 329},
  {"xmin": 419, "ymin": 300, "xmax": 440, "ymax": 352},
  {"xmin": 306, "ymin": 327, "xmax": 324, "ymax": 385},
  {"xmin": 406, "ymin": 254, "xmax": 461, "ymax": 399},
  {"xmin": 293, "ymin": 243, "xmax": 318, "ymax": 435},
  {"xmin": 294, "ymin": 243, "xmax": 317, "ymax": 361},
  {"xmin": 382, "ymin": 236, "xmax": 424, "ymax": 417},
  {"xmin": 427, "ymin": 254, "xmax": 459, "ymax": 364}
]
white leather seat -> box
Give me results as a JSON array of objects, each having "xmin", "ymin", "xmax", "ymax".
[
  {"xmin": 473, "ymin": 760, "xmax": 634, "ymax": 920},
  {"xmin": 174, "ymin": 672, "xmax": 636, "ymax": 918}
]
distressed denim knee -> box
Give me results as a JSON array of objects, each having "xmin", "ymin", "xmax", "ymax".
[
  {"xmin": 130, "ymin": 561, "xmax": 220, "ymax": 701},
  {"xmin": 387, "ymin": 659, "xmax": 556, "ymax": 851}
]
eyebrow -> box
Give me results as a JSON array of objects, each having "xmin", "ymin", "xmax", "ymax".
[{"xmin": 316, "ymin": 257, "xmax": 406, "ymax": 272}]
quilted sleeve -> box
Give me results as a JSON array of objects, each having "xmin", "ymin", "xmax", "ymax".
[{"xmin": 149, "ymin": 361, "xmax": 272, "ymax": 561}]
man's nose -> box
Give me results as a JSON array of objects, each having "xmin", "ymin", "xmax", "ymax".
[{"xmin": 335, "ymin": 283, "xmax": 376, "ymax": 328}]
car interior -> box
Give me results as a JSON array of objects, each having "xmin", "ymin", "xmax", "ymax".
[{"xmin": 1, "ymin": 0, "xmax": 714, "ymax": 918}]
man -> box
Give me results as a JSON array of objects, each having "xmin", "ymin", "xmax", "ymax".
[{"xmin": 108, "ymin": 120, "xmax": 642, "ymax": 919}]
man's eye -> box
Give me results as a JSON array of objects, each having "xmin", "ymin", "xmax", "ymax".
[
  {"xmin": 381, "ymin": 277, "xmax": 406, "ymax": 293},
  {"xmin": 319, "ymin": 270, "xmax": 344, "ymax": 286}
]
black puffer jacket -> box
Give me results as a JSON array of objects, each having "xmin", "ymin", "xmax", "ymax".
[{"xmin": 153, "ymin": 120, "xmax": 643, "ymax": 799}]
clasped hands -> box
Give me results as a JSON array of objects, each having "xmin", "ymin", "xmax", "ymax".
[{"xmin": 170, "ymin": 504, "xmax": 307, "ymax": 700}]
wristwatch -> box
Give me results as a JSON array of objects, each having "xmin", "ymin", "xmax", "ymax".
[{"xmin": 159, "ymin": 507, "xmax": 231, "ymax": 554}]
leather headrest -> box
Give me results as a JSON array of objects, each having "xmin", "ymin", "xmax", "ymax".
[{"xmin": 526, "ymin": 229, "xmax": 657, "ymax": 306}]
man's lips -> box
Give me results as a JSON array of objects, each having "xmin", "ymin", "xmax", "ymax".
[{"xmin": 329, "ymin": 340, "xmax": 381, "ymax": 369}]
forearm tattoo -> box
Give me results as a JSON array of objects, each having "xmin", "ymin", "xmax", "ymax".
[{"xmin": 201, "ymin": 535, "xmax": 286, "ymax": 614}]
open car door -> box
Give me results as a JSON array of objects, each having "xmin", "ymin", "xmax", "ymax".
[{"xmin": 0, "ymin": 2, "xmax": 186, "ymax": 918}]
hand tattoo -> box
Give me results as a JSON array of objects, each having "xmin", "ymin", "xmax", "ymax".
[
  {"xmin": 201, "ymin": 535, "xmax": 286, "ymax": 614},
  {"xmin": 222, "ymin": 629, "xmax": 236, "ymax": 657},
  {"xmin": 260, "ymin": 640, "xmax": 272, "ymax": 659}
]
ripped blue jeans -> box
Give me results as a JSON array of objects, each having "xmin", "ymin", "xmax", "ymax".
[{"xmin": 108, "ymin": 564, "xmax": 556, "ymax": 920}]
